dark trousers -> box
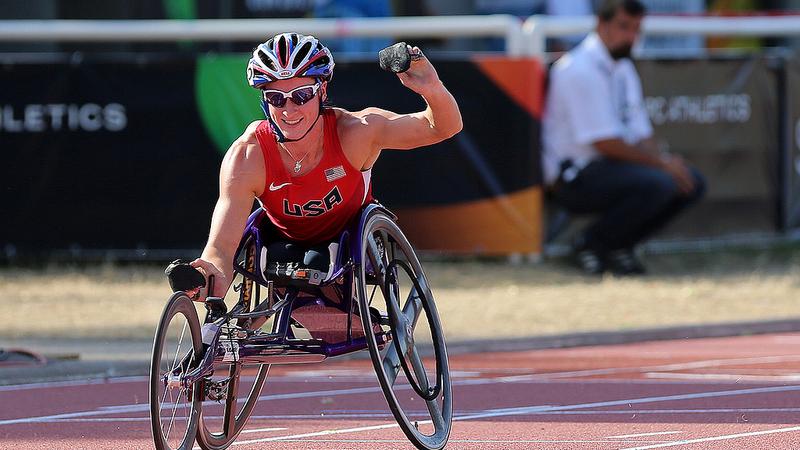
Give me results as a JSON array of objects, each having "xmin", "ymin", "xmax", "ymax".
[
  {"xmin": 553, "ymin": 158, "xmax": 706, "ymax": 252},
  {"xmin": 259, "ymin": 220, "xmax": 333, "ymax": 271}
]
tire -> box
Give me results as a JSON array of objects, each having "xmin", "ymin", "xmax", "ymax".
[
  {"xmin": 149, "ymin": 292, "xmax": 203, "ymax": 450},
  {"xmin": 194, "ymin": 364, "xmax": 269, "ymax": 450},
  {"xmin": 195, "ymin": 244, "xmax": 270, "ymax": 450},
  {"xmin": 356, "ymin": 212, "xmax": 452, "ymax": 450}
]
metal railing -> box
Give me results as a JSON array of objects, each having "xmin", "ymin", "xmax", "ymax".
[
  {"xmin": 0, "ymin": 15, "xmax": 527, "ymax": 55},
  {"xmin": 523, "ymin": 15, "xmax": 800, "ymax": 56},
  {"xmin": 2, "ymin": 14, "xmax": 800, "ymax": 58}
]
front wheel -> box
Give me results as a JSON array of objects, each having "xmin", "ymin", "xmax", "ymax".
[
  {"xmin": 195, "ymin": 246, "xmax": 270, "ymax": 450},
  {"xmin": 149, "ymin": 292, "xmax": 203, "ymax": 450}
]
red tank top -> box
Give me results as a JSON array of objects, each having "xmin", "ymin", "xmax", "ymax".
[{"xmin": 255, "ymin": 109, "xmax": 373, "ymax": 244}]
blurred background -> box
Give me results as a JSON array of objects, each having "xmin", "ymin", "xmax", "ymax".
[{"xmin": 3, "ymin": 0, "xmax": 800, "ymax": 261}]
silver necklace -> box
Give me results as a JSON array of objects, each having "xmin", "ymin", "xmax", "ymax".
[{"xmin": 281, "ymin": 146, "xmax": 311, "ymax": 173}]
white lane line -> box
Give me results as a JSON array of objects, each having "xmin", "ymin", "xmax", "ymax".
[
  {"xmin": 644, "ymin": 372, "xmax": 800, "ymax": 382},
  {"xmin": 0, "ymin": 376, "xmax": 148, "ymax": 392},
  {"xmin": 219, "ymin": 385, "xmax": 800, "ymax": 447},
  {"xmin": 4, "ymin": 376, "xmax": 800, "ymax": 429},
  {"xmin": 533, "ymin": 355, "xmax": 800, "ymax": 380},
  {"xmin": 241, "ymin": 427, "xmax": 287, "ymax": 434},
  {"xmin": 608, "ymin": 431, "xmax": 683, "ymax": 439},
  {"xmin": 2, "ymin": 353, "xmax": 797, "ymax": 392},
  {"xmin": 0, "ymin": 374, "xmax": 510, "ymax": 426},
  {"xmin": 0, "ymin": 405, "xmax": 151, "ymax": 426},
  {"xmin": 620, "ymin": 426, "xmax": 800, "ymax": 450},
  {"xmin": 219, "ymin": 423, "xmax": 403, "ymax": 448},
  {"xmin": 242, "ymin": 439, "xmax": 670, "ymax": 444},
  {"xmin": 29, "ymin": 406, "xmax": 800, "ymax": 424}
]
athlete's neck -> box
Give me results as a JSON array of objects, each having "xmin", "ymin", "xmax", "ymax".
[{"xmin": 277, "ymin": 116, "xmax": 324, "ymax": 173}]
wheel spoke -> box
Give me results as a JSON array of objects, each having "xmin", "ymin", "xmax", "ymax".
[
  {"xmin": 407, "ymin": 347, "xmax": 430, "ymax": 391},
  {"xmin": 171, "ymin": 321, "xmax": 188, "ymax": 372},
  {"xmin": 426, "ymin": 396, "xmax": 446, "ymax": 431},
  {"xmin": 366, "ymin": 233, "xmax": 386, "ymax": 286},
  {"xmin": 401, "ymin": 287, "xmax": 424, "ymax": 328},
  {"xmin": 162, "ymin": 318, "xmax": 190, "ymax": 443},
  {"xmin": 381, "ymin": 344, "xmax": 402, "ymax": 386}
]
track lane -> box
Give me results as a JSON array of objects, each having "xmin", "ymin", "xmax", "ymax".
[{"xmin": 2, "ymin": 333, "xmax": 800, "ymax": 449}]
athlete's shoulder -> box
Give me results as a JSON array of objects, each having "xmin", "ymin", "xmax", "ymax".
[
  {"xmin": 221, "ymin": 121, "xmax": 267, "ymax": 180},
  {"xmin": 333, "ymin": 107, "xmax": 395, "ymax": 132},
  {"xmin": 236, "ymin": 120, "xmax": 265, "ymax": 145}
]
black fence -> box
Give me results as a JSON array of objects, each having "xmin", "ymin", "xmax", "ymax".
[
  {"xmin": 1, "ymin": 53, "xmax": 543, "ymax": 258},
  {"xmin": 2, "ymin": 52, "xmax": 799, "ymax": 260}
]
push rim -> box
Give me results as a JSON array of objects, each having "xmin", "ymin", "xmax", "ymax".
[{"xmin": 149, "ymin": 292, "xmax": 203, "ymax": 450}]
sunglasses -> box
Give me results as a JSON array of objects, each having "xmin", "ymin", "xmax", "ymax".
[{"xmin": 261, "ymin": 83, "xmax": 321, "ymax": 108}]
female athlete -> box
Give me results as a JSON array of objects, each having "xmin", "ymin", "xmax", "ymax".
[{"xmin": 189, "ymin": 33, "xmax": 462, "ymax": 298}]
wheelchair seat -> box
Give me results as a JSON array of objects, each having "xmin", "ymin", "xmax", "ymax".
[{"xmin": 232, "ymin": 208, "xmax": 353, "ymax": 288}]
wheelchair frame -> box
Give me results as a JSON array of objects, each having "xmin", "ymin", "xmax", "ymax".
[{"xmin": 149, "ymin": 202, "xmax": 452, "ymax": 450}]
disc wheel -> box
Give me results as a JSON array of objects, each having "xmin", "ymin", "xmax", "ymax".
[
  {"xmin": 149, "ymin": 292, "xmax": 203, "ymax": 450},
  {"xmin": 356, "ymin": 212, "xmax": 452, "ymax": 450}
]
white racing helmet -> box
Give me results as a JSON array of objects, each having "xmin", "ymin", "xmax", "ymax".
[{"xmin": 246, "ymin": 32, "xmax": 335, "ymax": 88}]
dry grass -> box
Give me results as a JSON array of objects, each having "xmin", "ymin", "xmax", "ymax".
[{"xmin": 2, "ymin": 248, "xmax": 799, "ymax": 342}]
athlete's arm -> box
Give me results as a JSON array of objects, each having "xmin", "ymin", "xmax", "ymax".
[
  {"xmin": 353, "ymin": 46, "xmax": 462, "ymax": 168},
  {"xmin": 191, "ymin": 125, "xmax": 265, "ymax": 299},
  {"xmin": 593, "ymin": 138, "xmax": 695, "ymax": 194}
]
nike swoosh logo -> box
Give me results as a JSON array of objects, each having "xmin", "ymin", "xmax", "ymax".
[{"xmin": 269, "ymin": 182, "xmax": 291, "ymax": 191}]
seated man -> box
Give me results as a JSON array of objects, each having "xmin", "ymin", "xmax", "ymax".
[
  {"xmin": 542, "ymin": 0, "xmax": 705, "ymax": 275},
  {"xmin": 189, "ymin": 33, "xmax": 462, "ymax": 298}
]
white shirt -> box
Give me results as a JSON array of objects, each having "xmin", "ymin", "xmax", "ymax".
[{"xmin": 542, "ymin": 33, "xmax": 653, "ymax": 185}]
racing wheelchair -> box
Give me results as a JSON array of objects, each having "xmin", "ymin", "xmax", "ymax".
[{"xmin": 148, "ymin": 203, "xmax": 452, "ymax": 450}]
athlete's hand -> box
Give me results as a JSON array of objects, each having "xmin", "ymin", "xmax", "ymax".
[
  {"xmin": 189, "ymin": 258, "xmax": 224, "ymax": 301},
  {"xmin": 660, "ymin": 155, "xmax": 695, "ymax": 195},
  {"xmin": 396, "ymin": 46, "xmax": 443, "ymax": 97}
]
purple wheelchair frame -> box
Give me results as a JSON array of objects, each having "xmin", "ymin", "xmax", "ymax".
[{"xmin": 176, "ymin": 202, "xmax": 395, "ymax": 387}]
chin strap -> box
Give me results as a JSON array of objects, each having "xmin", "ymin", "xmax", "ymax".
[{"xmin": 261, "ymin": 97, "xmax": 324, "ymax": 143}]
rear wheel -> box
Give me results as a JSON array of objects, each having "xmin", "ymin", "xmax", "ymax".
[
  {"xmin": 356, "ymin": 212, "xmax": 452, "ymax": 450},
  {"xmin": 149, "ymin": 292, "xmax": 203, "ymax": 450}
]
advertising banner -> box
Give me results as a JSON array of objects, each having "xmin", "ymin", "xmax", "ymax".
[
  {"xmin": 636, "ymin": 57, "xmax": 781, "ymax": 236},
  {"xmin": 0, "ymin": 55, "xmax": 223, "ymax": 253},
  {"xmin": 784, "ymin": 57, "xmax": 800, "ymax": 230},
  {"xmin": 1, "ymin": 54, "xmax": 544, "ymax": 257}
]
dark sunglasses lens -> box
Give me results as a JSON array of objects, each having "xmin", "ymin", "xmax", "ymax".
[
  {"xmin": 263, "ymin": 91, "xmax": 287, "ymax": 108},
  {"xmin": 290, "ymin": 87, "xmax": 316, "ymax": 105}
]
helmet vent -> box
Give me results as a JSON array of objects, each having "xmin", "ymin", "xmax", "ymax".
[
  {"xmin": 257, "ymin": 50, "xmax": 277, "ymax": 71},
  {"xmin": 278, "ymin": 35, "xmax": 289, "ymax": 65},
  {"xmin": 293, "ymin": 42, "xmax": 313, "ymax": 69}
]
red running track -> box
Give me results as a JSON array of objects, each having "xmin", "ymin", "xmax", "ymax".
[{"xmin": 3, "ymin": 333, "xmax": 800, "ymax": 449}]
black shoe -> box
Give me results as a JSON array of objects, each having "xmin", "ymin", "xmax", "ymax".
[
  {"xmin": 573, "ymin": 248, "xmax": 605, "ymax": 275},
  {"xmin": 607, "ymin": 249, "xmax": 647, "ymax": 276}
]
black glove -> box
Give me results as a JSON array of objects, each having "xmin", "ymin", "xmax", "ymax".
[
  {"xmin": 164, "ymin": 259, "xmax": 206, "ymax": 292},
  {"xmin": 378, "ymin": 42, "xmax": 412, "ymax": 73}
]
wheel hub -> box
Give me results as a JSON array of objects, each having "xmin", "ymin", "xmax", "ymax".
[{"xmin": 166, "ymin": 373, "xmax": 182, "ymax": 389}]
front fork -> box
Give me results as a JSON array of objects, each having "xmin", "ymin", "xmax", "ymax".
[{"xmin": 166, "ymin": 322, "xmax": 224, "ymax": 390}]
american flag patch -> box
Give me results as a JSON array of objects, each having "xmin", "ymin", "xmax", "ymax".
[{"xmin": 324, "ymin": 165, "xmax": 346, "ymax": 182}]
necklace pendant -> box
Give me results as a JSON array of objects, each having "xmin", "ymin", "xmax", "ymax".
[{"xmin": 293, "ymin": 161, "xmax": 302, "ymax": 173}]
